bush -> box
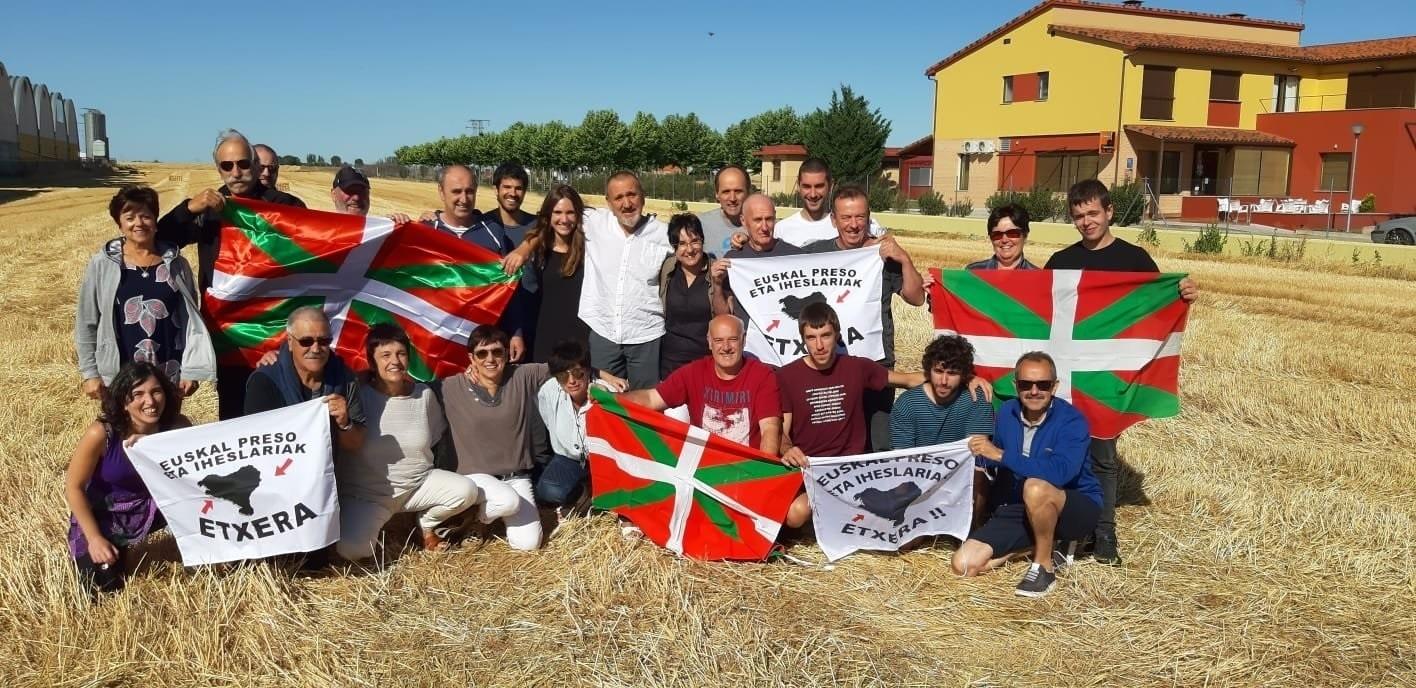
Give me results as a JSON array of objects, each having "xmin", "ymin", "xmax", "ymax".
[
  {"xmin": 989, "ymin": 188, "xmax": 1059, "ymax": 222},
  {"xmin": 947, "ymin": 200, "xmax": 974, "ymax": 217},
  {"xmin": 918, "ymin": 192, "xmax": 947, "ymax": 216},
  {"xmin": 985, "ymin": 189, "xmax": 1026, "ymax": 212},
  {"xmin": 1183, "ymin": 224, "xmax": 1228, "ymax": 254},
  {"xmin": 1107, "ymin": 182, "xmax": 1146, "ymax": 226},
  {"xmin": 1136, "ymin": 223, "xmax": 1160, "ymax": 247},
  {"xmin": 1358, "ymin": 193, "xmax": 1376, "ymax": 213},
  {"xmin": 770, "ymin": 191, "xmax": 796, "ymax": 207},
  {"xmin": 890, "ymin": 192, "xmax": 911, "ymax": 214},
  {"xmin": 867, "ymin": 180, "xmax": 896, "ymax": 213}
]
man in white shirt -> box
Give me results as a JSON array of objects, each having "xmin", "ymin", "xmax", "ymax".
[
  {"xmin": 774, "ymin": 158, "xmax": 884, "ymax": 247},
  {"xmin": 579, "ymin": 171, "xmax": 673, "ymax": 390}
]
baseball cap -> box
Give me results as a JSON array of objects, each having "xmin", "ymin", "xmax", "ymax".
[{"xmin": 333, "ymin": 165, "xmax": 370, "ymax": 191}]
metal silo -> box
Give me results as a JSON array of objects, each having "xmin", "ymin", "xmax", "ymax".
[
  {"xmin": 34, "ymin": 83, "xmax": 54, "ymax": 160},
  {"xmin": 63, "ymin": 98, "xmax": 78, "ymax": 160},
  {"xmin": 10, "ymin": 75, "xmax": 37, "ymax": 162},
  {"xmin": 0, "ymin": 63, "xmax": 18, "ymax": 174},
  {"xmin": 84, "ymin": 109, "xmax": 108, "ymax": 161}
]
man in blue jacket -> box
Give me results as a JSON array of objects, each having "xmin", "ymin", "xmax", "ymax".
[{"xmin": 951, "ymin": 351, "xmax": 1102, "ymax": 598}]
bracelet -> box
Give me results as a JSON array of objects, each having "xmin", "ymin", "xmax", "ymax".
[{"xmin": 338, "ymin": 422, "xmax": 353, "ymax": 431}]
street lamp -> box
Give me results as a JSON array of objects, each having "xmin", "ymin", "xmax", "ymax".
[{"xmin": 1346, "ymin": 123, "xmax": 1364, "ymax": 234}]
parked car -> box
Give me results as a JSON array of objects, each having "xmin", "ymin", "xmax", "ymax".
[{"xmin": 1371, "ymin": 216, "xmax": 1415, "ymax": 245}]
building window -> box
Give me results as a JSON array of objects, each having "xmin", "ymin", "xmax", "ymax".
[
  {"xmin": 910, "ymin": 166, "xmax": 933, "ymax": 188},
  {"xmin": 772, "ymin": 161, "xmax": 781, "ymax": 182},
  {"xmin": 1209, "ymin": 70, "xmax": 1241, "ymax": 101},
  {"xmin": 1346, "ymin": 70, "xmax": 1416, "ymax": 109},
  {"xmin": 1273, "ymin": 75, "xmax": 1300, "ymax": 112},
  {"xmin": 957, "ymin": 155, "xmax": 971, "ymax": 191},
  {"xmin": 1003, "ymin": 75, "xmax": 1014, "ymax": 104},
  {"xmin": 1139, "ymin": 150, "xmax": 1182, "ymax": 194},
  {"xmin": 1141, "ymin": 65, "xmax": 1176, "ymax": 120},
  {"xmin": 1035, "ymin": 153, "xmax": 1100, "ymax": 193},
  {"xmin": 1319, "ymin": 153, "xmax": 1352, "ymax": 191},
  {"xmin": 1038, "ymin": 72, "xmax": 1050, "ymax": 101},
  {"xmin": 1230, "ymin": 147, "xmax": 1291, "ymax": 196}
]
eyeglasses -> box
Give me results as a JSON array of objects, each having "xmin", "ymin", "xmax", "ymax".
[
  {"xmin": 989, "ymin": 229, "xmax": 1024, "ymax": 240},
  {"xmin": 294, "ymin": 336, "xmax": 333, "ymax": 348},
  {"xmin": 218, "ymin": 159, "xmax": 253, "ymax": 172},
  {"xmin": 1015, "ymin": 379, "xmax": 1056, "ymax": 392},
  {"xmin": 473, "ymin": 348, "xmax": 507, "ymax": 360},
  {"xmin": 555, "ymin": 368, "xmax": 589, "ymax": 380},
  {"xmin": 259, "ymin": 164, "xmax": 278, "ymax": 172},
  {"xmin": 676, "ymin": 239, "xmax": 704, "ymax": 249}
]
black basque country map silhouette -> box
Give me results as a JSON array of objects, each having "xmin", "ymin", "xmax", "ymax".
[{"xmin": 198, "ymin": 465, "xmax": 262, "ymax": 516}]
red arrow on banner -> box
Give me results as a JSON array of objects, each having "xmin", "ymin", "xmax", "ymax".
[
  {"xmin": 766, "ymin": 319, "xmax": 780, "ymax": 332},
  {"xmin": 275, "ymin": 458, "xmax": 294, "ymax": 476},
  {"xmin": 837, "ymin": 289, "xmax": 851, "ymax": 303},
  {"xmin": 201, "ymin": 499, "xmax": 213, "ymax": 514}
]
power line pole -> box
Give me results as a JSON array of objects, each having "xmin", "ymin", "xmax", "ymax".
[{"xmin": 466, "ymin": 119, "xmax": 490, "ymax": 136}]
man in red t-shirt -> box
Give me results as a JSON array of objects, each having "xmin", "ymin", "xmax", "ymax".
[
  {"xmin": 775, "ymin": 302, "xmax": 924, "ymax": 527},
  {"xmin": 622, "ymin": 314, "xmax": 781, "ymax": 454}
]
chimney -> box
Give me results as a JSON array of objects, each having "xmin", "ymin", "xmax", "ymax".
[
  {"xmin": 1122, "ymin": 0, "xmax": 1144, "ymax": 7},
  {"xmin": 1226, "ymin": 12, "xmax": 1247, "ymax": 18}
]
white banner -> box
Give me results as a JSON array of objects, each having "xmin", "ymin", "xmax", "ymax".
[
  {"xmin": 803, "ymin": 441, "xmax": 974, "ymax": 562},
  {"xmin": 126, "ymin": 398, "xmax": 338, "ymax": 566},
  {"xmin": 728, "ymin": 247, "xmax": 884, "ymax": 366}
]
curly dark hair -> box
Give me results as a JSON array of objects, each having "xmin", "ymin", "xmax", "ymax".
[
  {"xmin": 108, "ymin": 186, "xmax": 160, "ymax": 224},
  {"xmin": 99, "ymin": 362, "xmax": 181, "ymax": 438},
  {"xmin": 922, "ymin": 335, "xmax": 975, "ymax": 381}
]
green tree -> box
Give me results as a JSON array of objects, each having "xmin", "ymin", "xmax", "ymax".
[
  {"xmin": 279, "ymin": 155, "xmax": 300, "ymax": 165},
  {"xmin": 722, "ymin": 107, "xmax": 802, "ymax": 172},
  {"xmin": 800, "ymin": 85, "xmax": 891, "ymax": 185},
  {"xmin": 529, "ymin": 121, "xmax": 572, "ymax": 170},
  {"xmin": 568, "ymin": 110, "xmax": 630, "ymax": 169},
  {"xmin": 353, "ymin": 158, "xmax": 364, "ymax": 167},
  {"xmin": 661, "ymin": 113, "xmax": 724, "ymax": 172},
  {"xmin": 626, "ymin": 111, "xmax": 663, "ymax": 170},
  {"xmin": 330, "ymin": 155, "xmax": 343, "ymax": 167}
]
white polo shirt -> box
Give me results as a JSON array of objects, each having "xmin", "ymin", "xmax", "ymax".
[
  {"xmin": 774, "ymin": 210, "xmax": 885, "ymax": 247},
  {"xmin": 578, "ymin": 207, "xmax": 672, "ymax": 345}
]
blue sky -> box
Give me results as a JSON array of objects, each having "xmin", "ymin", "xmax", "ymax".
[{"xmin": 2, "ymin": 0, "xmax": 1409, "ymax": 162}]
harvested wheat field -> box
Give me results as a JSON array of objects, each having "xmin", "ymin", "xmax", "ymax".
[{"xmin": 2, "ymin": 163, "xmax": 1414, "ymax": 687}]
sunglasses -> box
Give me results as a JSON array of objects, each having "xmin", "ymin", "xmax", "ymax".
[
  {"xmin": 218, "ymin": 159, "xmax": 253, "ymax": 172},
  {"xmin": 294, "ymin": 336, "xmax": 333, "ymax": 348},
  {"xmin": 989, "ymin": 229, "xmax": 1024, "ymax": 240},
  {"xmin": 1015, "ymin": 379, "xmax": 1056, "ymax": 392},
  {"xmin": 555, "ymin": 368, "xmax": 589, "ymax": 380},
  {"xmin": 473, "ymin": 348, "xmax": 507, "ymax": 360}
]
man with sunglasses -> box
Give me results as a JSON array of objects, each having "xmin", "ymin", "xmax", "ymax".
[
  {"xmin": 967, "ymin": 204, "xmax": 1038, "ymax": 271},
  {"xmin": 953, "ymin": 351, "xmax": 1101, "ymax": 598},
  {"xmin": 253, "ymin": 144, "xmax": 284, "ymax": 191},
  {"xmin": 158, "ymin": 128, "xmax": 306, "ymax": 419},
  {"xmin": 1044, "ymin": 179, "xmax": 1198, "ymax": 566},
  {"xmin": 243, "ymin": 306, "xmax": 366, "ymax": 451}
]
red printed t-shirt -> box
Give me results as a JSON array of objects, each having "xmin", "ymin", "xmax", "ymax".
[
  {"xmin": 656, "ymin": 357, "xmax": 781, "ymax": 449},
  {"xmin": 776, "ymin": 354, "xmax": 889, "ymax": 458}
]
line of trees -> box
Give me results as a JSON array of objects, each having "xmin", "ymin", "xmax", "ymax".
[
  {"xmin": 392, "ymin": 86, "xmax": 892, "ymax": 188},
  {"xmin": 275, "ymin": 155, "xmax": 366, "ymax": 167}
]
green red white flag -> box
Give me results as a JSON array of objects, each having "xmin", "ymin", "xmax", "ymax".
[
  {"xmin": 203, "ymin": 199, "xmax": 519, "ymax": 380},
  {"xmin": 930, "ymin": 268, "xmax": 1189, "ymax": 439},
  {"xmin": 586, "ymin": 387, "xmax": 802, "ymax": 561}
]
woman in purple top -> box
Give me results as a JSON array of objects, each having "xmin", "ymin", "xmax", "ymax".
[{"xmin": 64, "ymin": 362, "xmax": 190, "ymax": 596}]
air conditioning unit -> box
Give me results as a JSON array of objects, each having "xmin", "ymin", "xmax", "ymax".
[
  {"xmin": 961, "ymin": 141, "xmax": 976, "ymax": 154},
  {"xmin": 998, "ymin": 138, "xmax": 1012, "ymax": 153},
  {"xmin": 976, "ymin": 139, "xmax": 996, "ymax": 154}
]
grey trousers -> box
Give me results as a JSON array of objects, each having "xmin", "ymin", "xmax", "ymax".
[
  {"xmin": 1088, "ymin": 437, "xmax": 1119, "ymax": 537},
  {"xmin": 588, "ymin": 331, "xmax": 661, "ymax": 391}
]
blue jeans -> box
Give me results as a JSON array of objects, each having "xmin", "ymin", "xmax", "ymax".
[{"xmin": 535, "ymin": 454, "xmax": 587, "ymax": 505}]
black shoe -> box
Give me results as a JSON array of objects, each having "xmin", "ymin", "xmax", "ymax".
[
  {"xmin": 1015, "ymin": 563, "xmax": 1057, "ymax": 598},
  {"xmin": 1093, "ymin": 533, "xmax": 1123, "ymax": 566}
]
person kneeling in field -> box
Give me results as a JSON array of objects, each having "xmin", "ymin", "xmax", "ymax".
[
  {"xmin": 65, "ymin": 362, "xmax": 191, "ymax": 597},
  {"xmin": 534, "ymin": 339, "xmax": 612, "ymax": 511},
  {"xmin": 776, "ymin": 302, "xmax": 925, "ymax": 529},
  {"xmin": 335, "ymin": 324, "xmax": 484, "ymax": 560},
  {"xmin": 889, "ymin": 335, "xmax": 996, "ymax": 527},
  {"xmin": 952, "ymin": 352, "xmax": 1103, "ymax": 598}
]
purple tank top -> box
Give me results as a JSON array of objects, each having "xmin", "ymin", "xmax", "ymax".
[{"xmin": 67, "ymin": 427, "xmax": 160, "ymax": 559}]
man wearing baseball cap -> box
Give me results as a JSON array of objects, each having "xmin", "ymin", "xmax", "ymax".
[{"xmin": 331, "ymin": 165, "xmax": 372, "ymax": 216}]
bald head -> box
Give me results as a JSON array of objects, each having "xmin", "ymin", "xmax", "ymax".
[
  {"xmin": 707, "ymin": 314, "xmax": 746, "ymax": 374},
  {"xmin": 742, "ymin": 194, "xmax": 778, "ymax": 251},
  {"xmin": 438, "ymin": 165, "xmax": 478, "ymax": 226}
]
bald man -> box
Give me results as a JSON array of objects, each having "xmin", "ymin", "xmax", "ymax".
[
  {"xmin": 708, "ymin": 194, "xmax": 804, "ymax": 322},
  {"xmin": 697, "ymin": 165, "xmax": 749, "ymax": 257},
  {"xmin": 623, "ymin": 314, "xmax": 781, "ymax": 454}
]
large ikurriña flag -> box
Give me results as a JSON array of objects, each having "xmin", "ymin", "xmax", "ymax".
[
  {"xmin": 729, "ymin": 247, "xmax": 884, "ymax": 366},
  {"xmin": 587, "ymin": 388, "xmax": 802, "ymax": 561},
  {"xmin": 205, "ymin": 199, "xmax": 519, "ymax": 380},
  {"xmin": 803, "ymin": 441, "xmax": 975, "ymax": 562},
  {"xmin": 930, "ymin": 268, "xmax": 1189, "ymax": 439},
  {"xmin": 125, "ymin": 399, "xmax": 337, "ymax": 566}
]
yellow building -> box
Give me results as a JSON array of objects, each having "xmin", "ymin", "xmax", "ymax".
[{"xmin": 924, "ymin": 0, "xmax": 1416, "ymax": 219}]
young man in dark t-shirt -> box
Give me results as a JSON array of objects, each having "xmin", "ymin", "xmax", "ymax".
[
  {"xmin": 1043, "ymin": 179, "xmax": 1198, "ymax": 566},
  {"xmin": 775, "ymin": 302, "xmax": 925, "ymax": 528}
]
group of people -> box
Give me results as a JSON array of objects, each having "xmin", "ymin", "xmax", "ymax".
[{"xmin": 67, "ymin": 127, "xmax": 1197, "ymax": 599}]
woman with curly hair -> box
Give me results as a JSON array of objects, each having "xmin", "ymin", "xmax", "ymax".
[{"xmin": 64, "ymin": 362, "xmax": 190, "ymax": 596}]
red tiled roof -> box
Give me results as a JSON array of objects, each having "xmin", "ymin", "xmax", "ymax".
[
  {"xmin": 898, "ymin": 134, "xmax": 934, "ymax": 157},
  {"xmin": 923, "ymin": 0, "xmax": 1303, "ymax": 76},
  {"xmin": 1051, "ymin": 24, "xmax": 1416, "ymax": 63},
  {"xmin": 883, "ymin": 147, "xmax": 903, "ymax": 159},
  {"xmin": 753, "ymin": 144, "xmax": 807, "ymax": 157},
  {"xmin": 1124, "ymin": 124, "xmax": 1294, "ymax": 146}
]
